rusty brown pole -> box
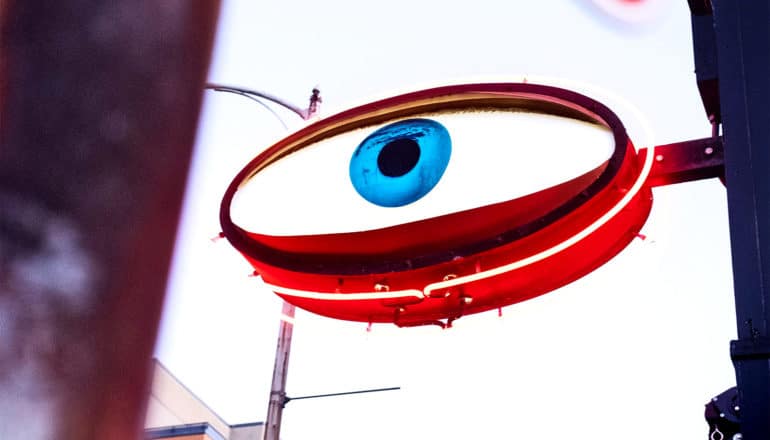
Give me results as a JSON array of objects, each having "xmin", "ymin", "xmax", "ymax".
[{"xmin": 0, "ymin": 2, "xmax": 220, "ymax": 439}]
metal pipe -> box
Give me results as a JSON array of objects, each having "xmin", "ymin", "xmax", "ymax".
[{"xmin": 206, "ymin": 83, "xmax": 310, "ymax": 120}]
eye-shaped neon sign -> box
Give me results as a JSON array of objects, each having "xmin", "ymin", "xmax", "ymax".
[{"xmin": 220, "ymin": 83, "xmax": 654, "ymax": 327}]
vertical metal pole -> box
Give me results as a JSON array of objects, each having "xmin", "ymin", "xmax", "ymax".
[
  {"xmin": 0, "ymin": 2, "xmax": 219, "ymax": 439},
  {"xmin": 264, "ymin": 301, "xmax": 295, "ymax": 440},
  {"xmin": 256, "ymin": 89, "xmax": 317, "ymax": 440},
  {"xmin": 712, "ymin": 1, "xmax": 770, "ymax": 438}
]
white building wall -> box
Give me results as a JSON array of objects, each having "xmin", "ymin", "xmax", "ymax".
[{"xmin": 144, "ymin": 360, "xmax": 232, "ymax": 438}]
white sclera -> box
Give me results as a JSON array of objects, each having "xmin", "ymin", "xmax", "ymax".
[{"xmin": 231, "ymin": 110, "xmax": 615, "ymax": 236}]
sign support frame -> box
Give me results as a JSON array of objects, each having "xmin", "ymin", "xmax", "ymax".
[{"xmin": 711, "ymin": 1, "xmax": 770, "ymax": 438}]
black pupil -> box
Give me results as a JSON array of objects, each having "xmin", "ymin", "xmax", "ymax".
[{"xmin": 377, "ymin": 138, "xmax": 421, "ymax": 177}]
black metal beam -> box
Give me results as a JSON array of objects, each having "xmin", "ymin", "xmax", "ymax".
[
  {"xmin": 688, "ymin": 0, "xmax": 721, "ymax": 124},
  {"xmin": 712, "ymin": 1, "xmax": 770, "ymax": 438}
]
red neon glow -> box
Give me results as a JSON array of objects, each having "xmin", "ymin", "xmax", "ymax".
[{"xmin": 585, "ymin": 0, "xmax": 670, "ymax": 25}]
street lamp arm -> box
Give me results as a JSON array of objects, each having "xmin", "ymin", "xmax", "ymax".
[{"xmin": 205, "ymin": 83, "xmax": 311, "ymax": 120}]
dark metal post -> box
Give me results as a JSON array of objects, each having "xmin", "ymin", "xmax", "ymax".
[
  {"xmin": 712, "ymin": 1, "xmax": 770, "ymax": 438},
  {"xmin": 0, "ymin": 2, "xmax": 219, "ymax": 439}
]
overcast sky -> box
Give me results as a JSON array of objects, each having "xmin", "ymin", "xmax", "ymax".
[{"xmin": 154, "ymin": 1, "xmax": 738, "ymax": 438}]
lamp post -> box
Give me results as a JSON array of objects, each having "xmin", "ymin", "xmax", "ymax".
[
  {"xmin": 264, "ymin": 301, "xmax": 296, "ymax": 440},
  {"xmin": 205, "ymin": 85, "xmax": 320, "ymax": 440}
]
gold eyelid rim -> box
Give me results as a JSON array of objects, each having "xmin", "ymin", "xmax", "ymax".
[{"xmin": 238, "ymin": 91, "xmax": 609, "ymax": 188}]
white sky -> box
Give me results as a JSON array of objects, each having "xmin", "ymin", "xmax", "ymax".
[{"xmin": 154, "ymin": 1, "xmax": 739, "ymax": 439}]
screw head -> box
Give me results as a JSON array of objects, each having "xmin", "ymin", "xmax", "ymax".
[{"xmin": 705, "ymin": 146, "xmax": 714, "ymax": 155}]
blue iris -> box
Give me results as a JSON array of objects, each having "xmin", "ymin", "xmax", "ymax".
[{"xmin": 349, "ymin": 118, "xmax": 451, "ymax": 207}]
